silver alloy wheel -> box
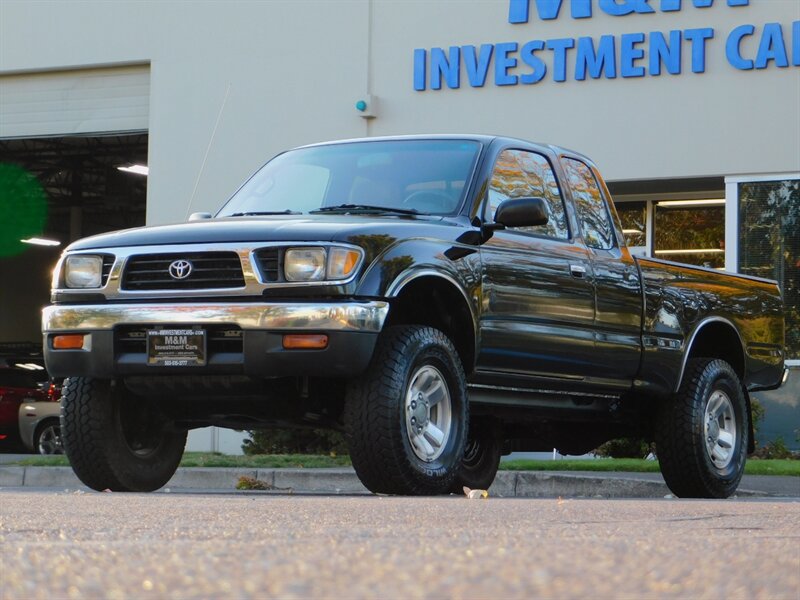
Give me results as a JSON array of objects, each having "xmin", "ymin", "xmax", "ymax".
[
  {"xmin": 405, "ymin": 365, "xmax": 452, "ymax": 462},
  {"xmin": 704, "ymin": 389, "xmax": 737, "ymax": 469},
  {"xmin": 38, "ymin": 424, "xmax": 63, "ymax": 455}
]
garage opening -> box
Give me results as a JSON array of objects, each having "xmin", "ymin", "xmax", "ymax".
[{"xmin": 0, "ymin": 133, "xmax": 148, "ymax": 346}]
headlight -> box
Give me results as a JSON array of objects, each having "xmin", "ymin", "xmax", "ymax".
[
  {"xmin": 327, "ymin": 247, "xmax": 361, "ymax": 280},
  {"xmin": 64, "ymin": 255, "xmax": 103, "ymax": 288},
  {"xmin": 284, "ymin": 248, "xmax": 327, "ymax": 282}
]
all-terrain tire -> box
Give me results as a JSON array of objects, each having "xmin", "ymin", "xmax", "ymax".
[
  {"xmin": 61, "ymin": 377, "xmax": 187, "ymax": 492},
  {"xmin": 450, "ymin": 420, "xmax": 502, "ymax": 493},
  {"xmin": 656, "ymin": 359, "xmax": 748, "ymax": 498},
  {"xmin": 344, "ymin": 326, "xmax": 468, "ymax": 495}
]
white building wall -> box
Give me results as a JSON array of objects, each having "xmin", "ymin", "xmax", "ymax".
[{"xmin": 2, "ymin": 1, "xmax": 798, "ymax": 223}]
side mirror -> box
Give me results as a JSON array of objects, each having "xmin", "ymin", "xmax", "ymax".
[
  {"xmin": 188, "ymin": 212, "xmax": 213, "ymax": 222},
  {"xmin": 494, "ymin": 197, "xmax": 549, "ymax": 228}
]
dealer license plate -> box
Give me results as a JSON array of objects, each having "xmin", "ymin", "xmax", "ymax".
[{"xmin": 146, "ymin": 329, "xmax": 207, "ymax": 366}]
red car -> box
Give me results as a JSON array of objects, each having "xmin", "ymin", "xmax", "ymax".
[{"xmin": 0, "ymin": 368, "xmax": 48, "ymax": 448}]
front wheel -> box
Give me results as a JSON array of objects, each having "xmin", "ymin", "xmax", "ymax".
[
  {"xmin": 656, "ymin": 359, "xmax": 748, "ymax": 498},
  {"xmin": 344, "ymin": 326, "xmax": 468, "ymax": 495},
  {"xmin": 61, "ymin": 377, "xmax": 187, "ymax": 492},
  {"xmin": 34, "ymin": 419, "xmax": 63, "ymax": 455}
]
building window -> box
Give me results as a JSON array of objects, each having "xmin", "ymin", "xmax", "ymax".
[
  {"xmin": 616, "ymin": 201, "xmax": 647, "ymax": 252},
  {"xmin": 738, "ymin": 179, "xmax": 800, "ymax": 360},
  {"xmin": 653, "ymin": 200, "xmax": 726, "ymax": 269}
]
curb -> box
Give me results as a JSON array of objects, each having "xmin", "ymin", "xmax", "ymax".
[{"xmin": 0, "ymin": 466, "xmax": 777, "ymax": 497}]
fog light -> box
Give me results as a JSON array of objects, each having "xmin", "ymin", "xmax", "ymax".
[
  {"xmin": 53, "ymin": 334, "xmax": 85, "ymax": 349},
  {"xmin": 282, "ymin": 334, "xmax": 328, "ymax": 350}
]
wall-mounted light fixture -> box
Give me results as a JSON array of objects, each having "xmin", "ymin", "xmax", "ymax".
[
  {"xmin": 117, "ymin": 164, "xmax": 149, "ymax": 176},
  {"xmin": 355, "ymin": 95, "xmax": 378, "ymax": 119},
  {"xmin": 21, "ymin": 237, "xmax": 61, "ymax": 246},
  {"xmin": 657, "ymin": 199, "xmax": 725, "ymax": 208}
]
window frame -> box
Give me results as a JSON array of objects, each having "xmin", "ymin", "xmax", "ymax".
[
  {"xmin": 727, "ymin": 173, "xmax": 800, "ymax": 364},
  {"xmin": 560, "ymin": 156, "xmax": 618, "ymax": 251}
]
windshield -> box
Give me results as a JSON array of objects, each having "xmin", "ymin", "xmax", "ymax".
[{"xmin": 217, "ymin": 140, "xmax": 481, "ymax": 217}]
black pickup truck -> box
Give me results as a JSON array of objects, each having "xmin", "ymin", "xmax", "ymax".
[{"xmin": 42, "ymin": 135, "xmax": 787, "ymax": 498}]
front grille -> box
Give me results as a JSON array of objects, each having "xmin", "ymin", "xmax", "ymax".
[
  {"xmin": 122, "ymin": 252, "xmax": 245, "ymax": 290},
  {"xmin": 115, "ymin": 325, "xmax": 243, "ymax": 355},
  {"xmin": 254, "ymin": 247, "xmax": 282, "ymax": 282}
]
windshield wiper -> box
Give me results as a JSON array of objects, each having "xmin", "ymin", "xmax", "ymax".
[
  {"xmin": 311, "ymin": 204, "xmax": 420, "ymax": 215},
  {"xmin": 229, "ymin": 210, "xmax": 302, "ymax": 217}
]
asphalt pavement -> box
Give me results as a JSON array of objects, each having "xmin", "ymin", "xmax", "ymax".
[{"xmin": 1, "ymin": 491, "xmax": 798, "ymax": 599}]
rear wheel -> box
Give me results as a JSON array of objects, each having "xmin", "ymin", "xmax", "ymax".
[
  {"xmin": 344, "ymin": 326, "xmax": 468, "ymax": 495},
  {"xmin": 656, "ymin": 359, "xmax": 748, "ymax": 498},
  {"xmin": 61, "ymin": 377, "xmax": 186, "ymax": 492},
  {"xmin": 450, "ymin": 420, "xmax": 502, "ymax": 492}
]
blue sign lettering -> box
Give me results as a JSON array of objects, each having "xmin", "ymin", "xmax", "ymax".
[
  {"xmin": 414, "ymin": 49, "xmax": 427, "ymax": 90},
  {"xmin": 463, "ymin": 45, "xmax": 494, "ymax": 87},
  {"xmin": 755, "ymin": 23, "xmax": 789, "ymax": 69},
  {"xmin": 495, "ymin": 43, "xmax": 520, "ymax": 85},
  {"xmin": 621, "ymin": 32, "xmax": 647, "ymax": 77},
  {"xmin": 726, "ymin": 24, "xmax": 754, "ymax": 69},
  {"xmin": 575, "ymin": 35, "xmax": 617, "ymax": 80},
  {"xmin": 649, "ymin": 30, "xmax": 682, "ymax": 75},
  {"xmin": 431, "ymin": 47, "xmax": 460, "ymax": 89},
  {"xmin": 412, "ymin": 2, "xmax": 796, "ymax": 91},
  {"xmin": 598, "ymin": 0, "xmax": 654, "ymax": 18},
  {"xmin": 546, "ymin": 38, "xmax": 576, "ymax": 82},
  {"xmin": 683, "ymin": 27, "xmax": 714, "ymax": 72},
  {"xmin": 795, "ymin": 21, "xmax": 800, "ymax": 66},
  {"xmin": 508, "ymin": 0, "xmax": 749, "ymax": 23},
  {"xmin": 520, "ymin": 40, "xmax": 548, "ymax": 83},
  {"xmin": 726, "ymin": 23, "xmax": 795, "ymax": 70}
]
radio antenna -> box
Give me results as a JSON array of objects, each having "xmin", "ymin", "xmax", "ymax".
[{"xmin": 185, "ymin": 82, "xmax": 231, "ymax": 219}]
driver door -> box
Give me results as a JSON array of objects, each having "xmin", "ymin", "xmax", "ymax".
[{"xmin": 476, "ymin": 148, "xmax": 596, "ymax": 387}]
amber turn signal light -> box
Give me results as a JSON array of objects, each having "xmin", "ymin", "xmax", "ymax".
[
  {"xmin": 52, "ymin": 334, "xmax": 85, "ymax": 349},
  {"xmin": 282, "ymin": 334, "xmax": 328, "ymax": 350}
]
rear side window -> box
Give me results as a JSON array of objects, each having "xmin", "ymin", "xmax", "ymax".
[
  {"xmin": 562, "ymin": 158, "xmax": 615, "ymax": 250},
  {"xmin": 487, "ymin": 149, "xmax": 569, "ymax": 239}
]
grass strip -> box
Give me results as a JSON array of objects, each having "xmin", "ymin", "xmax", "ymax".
[
  {"xmin": 11, "ymin": 452, "xmax": 351, "ymax": 469},
  {"xmin": 499, "ymin": 458, "xmax": 800, "ymax": 477},
  {"xmin": 10, "ymin": 454, "xmax": 799, "ymax": 476}
]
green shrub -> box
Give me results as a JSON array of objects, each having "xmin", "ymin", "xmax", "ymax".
[
  {"xmin": 242, "ymin": 428, "xmax": 348, "ymax": 455},
  {"xmin": 750, "ymin": 398, "xmax": 765, "ymax": 435},
  {"xmin": 594, "ymin": 438, "xmax": 653, "ymax": 459},
  {"xmin": 751, "ymin": 437, "xmax": 798, "ymax": 460}
]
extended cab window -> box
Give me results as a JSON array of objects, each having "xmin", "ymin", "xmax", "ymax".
[
  {"xmin": 487, "ymin": 149, "xmax": 569, "ymax": 239},
  {"xmin": 563, "ymin": 158, "xmax": 615, "ymax": 250}
]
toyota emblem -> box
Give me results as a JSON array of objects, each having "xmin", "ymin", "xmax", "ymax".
[{"xmin": 168, "ymin": 260, "xmax": 193, "ymax": 280}]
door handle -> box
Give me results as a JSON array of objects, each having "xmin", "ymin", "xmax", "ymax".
[{"xmin": 570, "ymin": 264, "xmax": 587, "ymax": 278}]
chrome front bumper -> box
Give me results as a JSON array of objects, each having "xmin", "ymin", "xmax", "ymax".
[
  {"xmin": 42, "ymin": 301, "xmax": 390, "ymax": 333},
  {"xmin": 42, "ymin": 301, "xmax": 390, "ymax": 379}
]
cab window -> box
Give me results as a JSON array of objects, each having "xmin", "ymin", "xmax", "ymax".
[
  {"xmin": 562, "ymin": 158, "xmax": 615, "ymax": 250},
  {"xmin": 486, "ymin": 149, "xmax": 569, "ymax": 239}
]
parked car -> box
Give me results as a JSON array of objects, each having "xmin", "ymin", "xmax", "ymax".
[
  {"xmin": 43, "ymin": 135, "xmax": 787, "ymax": 497},
  {"xmin": 0, "ymin": 368, "xmax": 47, "ymax": 448},
  {"xmin": 18, "ymin": 400, "xmax": 63, "ymax": 454}
]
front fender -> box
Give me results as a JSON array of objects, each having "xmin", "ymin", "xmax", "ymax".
[{"xmin": 355, "ymin": 238, "xmax": 481, "ymax": 305}]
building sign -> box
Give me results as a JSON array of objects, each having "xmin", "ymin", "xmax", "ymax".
[{"xmin": 413, "ymin": 0, "xmax": 799, "ymax": 90}]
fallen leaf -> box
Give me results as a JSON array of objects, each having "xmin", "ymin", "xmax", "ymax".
[{"xmin": 464, "ymin": 486, "xmax": 489, "ymax": 499}]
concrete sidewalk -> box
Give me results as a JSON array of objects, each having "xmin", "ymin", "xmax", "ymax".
[{"xmin": 1, "ymin": 464, "xmax": 798, "ymax": 497}]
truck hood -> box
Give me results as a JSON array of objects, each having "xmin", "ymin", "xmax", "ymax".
[{"xmin": 65, "ymin": 214, "xmax": 468, "ymax": 251}]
